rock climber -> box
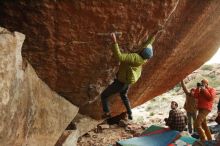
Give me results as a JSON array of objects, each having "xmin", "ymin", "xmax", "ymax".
[{"xmin": 101, "ymin": 31, "xmax": 157, "ymax": 120}]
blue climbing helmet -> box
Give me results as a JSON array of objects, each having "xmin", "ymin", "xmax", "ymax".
[{"xmin": 140, "ymin": 44, "xmax": 153, "ymax": 59}]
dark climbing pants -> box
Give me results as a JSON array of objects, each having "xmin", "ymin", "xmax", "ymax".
[{"xmin": 101, "ymin": 79, "xmax": 132, "ymax": 115}]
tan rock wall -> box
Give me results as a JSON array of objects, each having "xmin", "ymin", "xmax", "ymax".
[{"xmin": 0, "ymin": 27, "xmax": 78, "ymax": 146}]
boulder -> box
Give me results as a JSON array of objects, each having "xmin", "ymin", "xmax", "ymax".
[
  {"xmin": 0, "ymin": 27, "xmax": 78, "ymax": 146},
  {"xmin": 56, "ymin": 113, "xmax": 101, "ymax": 146},
  {"xmin": 0, "ymin": 1, "xmax": 219, "ymax": 119}
]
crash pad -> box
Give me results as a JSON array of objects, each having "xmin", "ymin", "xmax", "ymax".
[{"xmin": 117, "ymin": 125, "xmax": 179, "ymax": 146}]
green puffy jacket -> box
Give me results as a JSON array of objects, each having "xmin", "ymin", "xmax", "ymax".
[{"xmin": 112, "ymin": 43, "xmax": 146, "ymax": 84}]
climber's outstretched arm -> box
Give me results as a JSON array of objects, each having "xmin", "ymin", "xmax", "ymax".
[
  {"xmin": 110, "ymin": 33, "xmax": 139, "ymax": 64},
  {"xmin": 142, "ymin": 28, "xmax": 165, "ymax": 48},
  {"xmin": 110, "ymin": 33, "xmax": 123, "ymax": 61},
  {"xmin": 181, "ymin": 80, "xmax": 190, "ymax": 95},
  {"xmin": 142, "ymin": 33, "xmax": 156, "ymax": 48},
  {"xmin": 111, "ymin": 33, "xmax": 117, "ymax": 44}
]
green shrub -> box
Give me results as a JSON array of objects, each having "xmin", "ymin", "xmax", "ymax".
[
  {"xmin": 162, "ymin": 97, "xmax": 167, "ymax": 101},
  {"xmin": 145, "ymin": 106, "xmax": 152, "ymax": 111},
  {"xmin": 136, "ymin": 116, "xmax": 144, "ymax": 123},
  {"xmin": 151, "ymin": 98, "xmax": 156, "ymax": 102},
  {"xmin": 150, "ymin": 112, "xmax": 155, "ymax": 116},
  {"xmin": 208, "ymin": 74, "xmax": 216, "ymax": 79},
  {"xmin": 200, "ymin": 65, "xmax": 213, "ymax": 71}
]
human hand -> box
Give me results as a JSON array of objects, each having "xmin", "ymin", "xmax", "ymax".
[
  {"xmin": 111, "ymin": 33, "xmax": 117, "ymax": 43},
  {"xmin": 200, "ymin": 87, "xmax": 206, "ymax": 93},
  {"xmin": 151, "ymin": 27, "xmax": 164, "ymax": 37}
]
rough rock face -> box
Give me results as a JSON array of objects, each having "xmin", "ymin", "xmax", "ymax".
[
  {"xmin": 0, "ymin": 0, "xmax": 219, "ymax": 119},
  {"xmin": 0, "ymin": 27, "xmax": 78, "ymax": 146},
  {"xmin": 56, "ymin": 114, "xmax": 101, "ymax": 146}
]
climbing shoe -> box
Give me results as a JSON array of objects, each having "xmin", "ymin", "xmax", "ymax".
[{"xmin": 128, "ymin": 114, "xmax": 133, "ymax": 120}]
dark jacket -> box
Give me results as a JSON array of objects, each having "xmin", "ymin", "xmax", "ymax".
[
  {"xmin": 218, "ymin": 99, "xmax": 220, "ymax": 112},
  {"xmin": 166, "ymin": 109, "xmax": 187, "ymax": 132}
]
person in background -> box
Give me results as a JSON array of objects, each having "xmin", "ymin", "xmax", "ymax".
[
  {"xmin": 215, "ymin": 97, "xmax": 220, "ymax": 124},
  {"xmin": 194, "ymin": 79, "xmax": 216, "ymax": 142},
  {"xmin": 164, "ymin": 101, "xmax": 187, "ymax": 132},
  {"xmin": 181, "ymin": 80, "xmax": 197, "ymax": 133},
  {"xmin": 101, "ymin": 31, "xmax": 157, "ymax": 120},
  {"xmin": 218, "ymin": 98, "xmax": 220, "ymax": 115}
]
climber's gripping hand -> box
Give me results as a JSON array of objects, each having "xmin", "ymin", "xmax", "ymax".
[{"xmin": 111, "ymin": 33, "xmax": 117, "ymax": 44}]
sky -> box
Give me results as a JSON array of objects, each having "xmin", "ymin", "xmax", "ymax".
[{"xmin": 205, "ymin": 48, "xmax": 220, "ymax": 64}]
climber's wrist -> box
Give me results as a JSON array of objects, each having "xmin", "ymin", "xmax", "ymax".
[{"xmin": 111, "ymin": 33, "xmax": 117, "ymax": 43}]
